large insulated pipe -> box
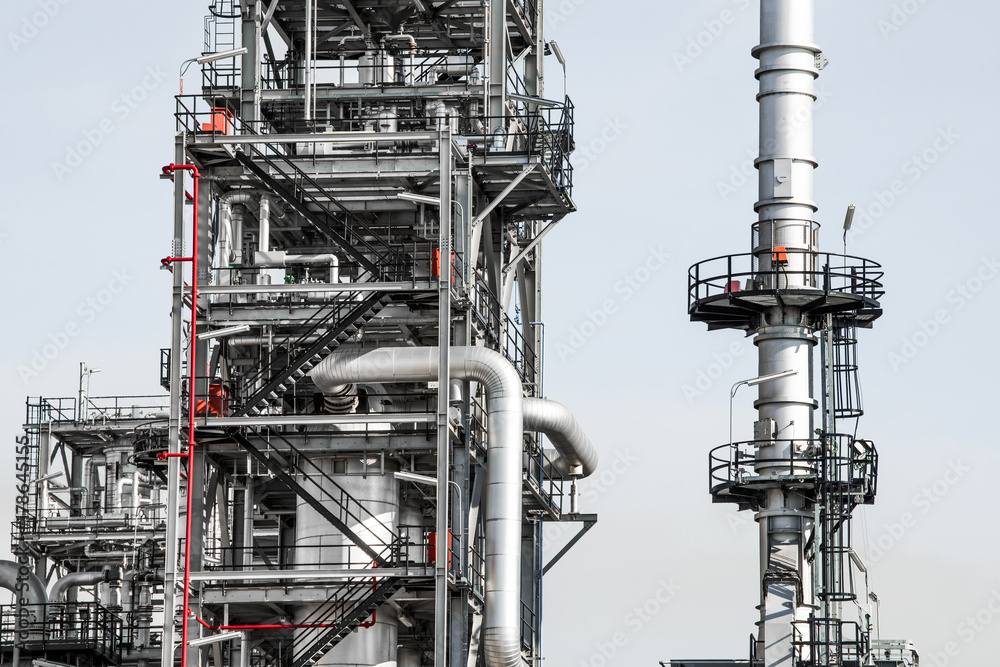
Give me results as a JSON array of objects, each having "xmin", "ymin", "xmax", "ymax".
[
  {"xmin": 309, "ymin": 346, "xmax": 526, "ymax": 667},
  {"xmin": 522, "ymin": 398, "xmax": 597, "ymax": 479},
  {"xmin": 217, "ymin": 191, "xmax": 257, "ymax": 275},
  {"xmin": 0, "ymin": 560, "xmax": 47, "ymax": 606},
  {"xmin": 49, "ymin": 568, "xmax": 115, "ymax": 602}
]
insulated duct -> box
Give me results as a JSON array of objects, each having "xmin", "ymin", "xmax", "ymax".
[
  {"xmin": 218, "ymin": 191, "xmax": 258, "ymax": 270},
  {"xmin": 49, "ymin": 567, "xmax": 117, "ymax": 602},
  {"xmin": 0, "ymin": 560, "xmax": 47, "ymax": 606},
  {"xmin": 523, "ymin": 398, "xmax": 598, "ymax": 478},
  {"xmin": 309, "ymin": 346, "xmax": 535, "ymax": 667}
]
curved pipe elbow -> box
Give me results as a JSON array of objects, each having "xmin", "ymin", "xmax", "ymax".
[
  {"xmin": 0, "ymin": 560, "xmax": 47, "ymax": 606},
  {"xmin": 48, "ymin": 567, "xmax": 116, "ymax": 602},
  {"xmin": 309, "ymin": 346, "xmax": 523, "ymax": 667},
  {"xmin": 523, "ymin": 397, "xmax": 598, "ymax": 478}
]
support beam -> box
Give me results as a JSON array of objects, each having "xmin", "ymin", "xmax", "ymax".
[
  {"xmin": 542, "ymin": 514, "xmax": 597, "ymax": 574},
  {"xmin": 470, "ymin": 164, "xmax": 536, "ymax": 229},
  {"xmin": 503, "ymin": 220, "xmax": 559, "ymax": 274}
]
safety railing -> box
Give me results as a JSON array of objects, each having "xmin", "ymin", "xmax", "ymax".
[
  {"xmin": 262, "ymin": 50, "xmax": 483, "ymax": 93},
  {"xmin": 468, "ymin": 102, "xmax": 575, "ymax": 197},
  {"xmin": 791, "ymin": 617, "xmax": 868, "ymax": 665},
  {"xmin": 81, "ymin": 395, "xmax": 170, "ymax": 424},
  {"xmin": 709, "ymin": 436, "xmax": 878, "ymax": 503},
  {"xmin": 205, "ymin": 241, "xmax": 444, "ymax": 293},
  {"xmin": 201, "ymin": 525, "xmax": 437, "ymax": 574},
  {"xmin": 26, "ymin": 395, "xmax": 169, "ymax": 426},
  {"xmin": 159, "ymin": 347, "xmax": 171, "ymax": 390},
  {"xmin": 520, "ymin": 600, "xmax": 537, "ymax": 653},
  {"xmin": 26, "ymin": 396, "xmax": 76, "ymax": 424},
  {"xmin": 524, "ymin": 435, "xmax": 564, "ymax": 516},
  {"xmin": 17, "ymin": 504, "xmax": 167, "ymax": 536},
  {"xmin": 469, "ymin": 538, "xmax": 486, "ymax": 602},
  {"xmin": 0, "ymin": 602, "xmax": 122, "ymax": 660},
  {"xmin": 688, "ymin": 250, "xmax": 885, "ymax": 308},
  {"xmin": 468, "ymin": 267, "xmax": 539, "ymax": 385},
  {"xmin": 174, "ymin": 90, "xmax": 575, "ymax": 198}
]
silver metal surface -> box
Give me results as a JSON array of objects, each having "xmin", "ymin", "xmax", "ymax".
[
  {"xmin": 8, "ymin": 4, "xmax": 588, "ymax": 667},
  {"xmin": 48, "ymin": 568, "xmax": 112, "ymax": 602},
  {"xmin": 751, "ymin": 3, "xmax": 821, "ymax": 661},
  {"xmin": 0, "ymin": 560, "xmax": 47, "ymax": 605},
  {"xmin": 522, "ymin": 398, "xmax": 598, "ymax": 478},
  {"xmin": 310, "ymin": 346, "xmax": 554, "ymax": 667},
  {"xmin": 294, "ymin": 458, "xmax": 398, "ymax": 666}
]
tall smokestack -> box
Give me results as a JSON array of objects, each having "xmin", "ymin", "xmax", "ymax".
[
  {"xmin": 752, "ymin": 1, "xmax": 821, "ymax": 662},
  {"xmin": 684, "ymin": 0, "xmax": 918, "ymax": 665}
]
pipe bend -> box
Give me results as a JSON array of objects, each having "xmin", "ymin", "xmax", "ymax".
[
  {"xmin": 309, "ymin": 346, "xmax": 523, "ymax": 667},
  {"xmin": 49, "ymin": 567, "xmax": 116, "ymax": 602},
  {"xmin": 523, "ymin": 397, "xmax": 598, "ymax": 478},
  {"xmin": 0, "ymin": 560, "xmax": 47, "ymax": 606}
]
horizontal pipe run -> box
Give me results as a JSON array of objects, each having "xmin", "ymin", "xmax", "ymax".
[
  {"xmin": 188, "ymin": 567, "xmax": 431, "ymax": 582},
  {"xmin": 197, "ymin": 282, "xmax": 436, "ymax": 295},
  {"xmin": 49, "ymin": 568, "xmax": 115, "ymax": 602},
  {"xmin": 203, "ymin": 413, "xmax": 435, "ymax": 427},
  {"xmin": 192, "ymin": 131, "xmax": 440, "ymax": 145}
]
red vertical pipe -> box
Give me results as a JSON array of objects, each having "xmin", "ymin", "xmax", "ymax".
[{"xmin": 162, "ymin": 162, "xmax": 200, "ymax": 667}]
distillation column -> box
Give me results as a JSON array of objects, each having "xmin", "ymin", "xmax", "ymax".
[{"xmin": 752, "ymin": 0, "xmax": 821, "ymax": 663}]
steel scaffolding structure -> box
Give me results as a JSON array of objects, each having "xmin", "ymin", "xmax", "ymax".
[{"xmin": 3, "ymin": 3, "xmax": 598, "ymax": 667}]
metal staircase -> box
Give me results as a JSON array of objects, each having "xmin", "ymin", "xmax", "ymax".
[
  {"xmin": 233, "ymin": 291, "xmax": 390, "ymax": 416},
  {"xmin": 229, "ymin": 429, "xmax": 399, "ymax": 567},
  {"xmin": 290, "ymin": 577, "xmax": 404, "ymax": 667},
  {"xmin": 218, "ymin": 119, "xmax": 416, "ymax": 415},
  {"xmin": 226, "ymin": 427, "xmax": 407, "ymax": 667},
  {"xmin": 231, "ymin": 138, "xmax": 408, "ymax": 282}
]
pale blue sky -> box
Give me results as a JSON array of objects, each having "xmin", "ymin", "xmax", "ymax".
[{"xmin": 1, "ymin": 0, "xmax": 997, "ymax": 663}]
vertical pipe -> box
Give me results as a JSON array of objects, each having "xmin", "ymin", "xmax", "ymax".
[
  {"xmin": 434, "ymin": 124, "xmax": 453, "ymax": 667},
  {"xmin": 304, "ymin": 0, "xmax": 313, "ymax": 121},
  {"xmin": 487, "ymin": 0, "xmax": 507, "ymax": 124},
  {"xmin": 162, "ymin": 161, "xmax": 201, "ymax": 667},
  {"xmin": 160, "ymin": 137, "xmax": 187, "ymax": 667},
  {"xmin": 259, "ymin": 195, "xmax": 271, "ymax": 253}
]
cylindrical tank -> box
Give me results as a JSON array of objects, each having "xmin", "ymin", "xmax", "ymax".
[{"xmin": 295, "ymin": 458, "xmax": 399, "ymax": 666}]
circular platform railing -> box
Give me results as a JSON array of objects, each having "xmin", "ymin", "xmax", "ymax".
[
  {"xmin": 688, "ymin": 250, "xmax": 885, "ymax": 312},
  {"xmin": 709, "ymin": 436, "xmax": 878, "ymax": 506}
]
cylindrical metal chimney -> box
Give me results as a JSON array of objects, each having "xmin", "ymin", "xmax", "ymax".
[
  {"xmin": 754, "ymin": 0, "xmax": 820, "ymax": 284},
  {"xmin": 752, "ymin": 1, "xmax": 823, "ymax": 664}
]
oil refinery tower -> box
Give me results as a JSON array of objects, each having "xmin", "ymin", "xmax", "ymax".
[
  {"xmin": 668, "ymin": 1, "xmax": 917, "ymax": 666},
  {"xmin": 2, "ymin": 2, "xmax": 598, "ymax": 667}
]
